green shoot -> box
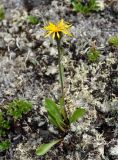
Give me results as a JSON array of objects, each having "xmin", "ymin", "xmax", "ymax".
[
  {"xmin": 7, "ymin": 99, "xmax": 32, "ymax": 120},
  {"xmin": 0, "ymin": 6, "xmax": 5, "ymax": 21},
  {"xmin": 87, "ymin": 47, "xmax": 101, "ymax": 62},
  {"xmin": 69, "ymin": 108, "xmax": 86, "ymax": 123},
  {"xmin": 108, "ymin": 35, "xmax": 118, "ymax": 46},
  {"xmin": 36, "ymin": 19, "xmax": 86, "ymax": 157},
  {"xmin": 71, "ymin": 0, "xmax": 100, "ymax": 15},
  {"xmin": 36, "ymin": 139, "xmax": 61, "ymax": 156},
  {"xmin": 27, "ymin": 15, "xmax": 39, "ymax": 25},
  {"xmin": 0, "ymin": 140, "xmax": 11, "ymax": 151},
  {"xmin": 0, "ymin": 112, "xmax": 10, "ymax": 136}
]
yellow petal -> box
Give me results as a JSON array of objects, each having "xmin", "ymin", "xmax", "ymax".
[
  {"xmin": 45, "ymin": 31, "xmax": 53, "ymax": 37},
  {"xmin": 57, "ymin": 32, "xmax": 60, "ymax": 39},
  {"xmin": 62, "ymin": 30, "xmax": 72, "ymax": 36},
  {"xmin": 52, "ymin": 32, "xmax": 55, "ymax": 39},
  {"xmin": 43, "ymin": 19, "xmax": 72, "ymax": 39}
]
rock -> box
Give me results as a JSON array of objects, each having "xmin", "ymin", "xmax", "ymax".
[
  {"xmin": 9, "ymin": 40, "xmax": 16, "ymax": 49},
  {"xmin": 46, "ymin": 65, "xmax": 57, "ymax": 75},
  {"xmin": 97, "ymin": 0, "xmax": 105, "ymax": 11},
  {"xmin": 70, "ymin": 124, "xmax": 77, "ymax": 132},
  {"xmin": 42, "ymin": 40, "xmax": 50, "ymax": 48},
  {"xmin": 50, "ymin": 47, "xmax": 57, "ymax": 56},
  {"xmin": 35, "ymin": 30, "xmax": 44, "ymax": 40},
  {"xmin": 0, "ymin": 22, "xmax": 2, "ymax": 27},
  {"xmin": 48, "ymin": 125, "xmax": 58, "ymax": 134},
  {"xmin": 4, "ymin": 33, "xmax": 13, "ymax": 43},
  {"xmin": 109, "ymin": 144, "xmax": 118, "ymax": 156},
  {"xmin": 10, "ymin": 51, "xmax": 16, "ymax": 59},
  {"xmin": 0, "ymin": 39, "xmax": 5, "ymax": 49},
  {"xmin": 26, "ymin": 42, "xmax": 35, "ymax": 48},
  {"xmin": 9, "ymin": 26, "xmax": 19, "ymax": 34},
  {"xmin": 111, "ymin": 1, "xmax": 118, "ymax": 14},
  {"xmin": 2, "ymin": 20, "xmax": 8, "ymax": 27}
]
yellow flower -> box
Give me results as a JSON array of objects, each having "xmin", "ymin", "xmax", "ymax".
[{"xmin": 44, "ymin": 19, "xmax": 72, "ymax": 39}]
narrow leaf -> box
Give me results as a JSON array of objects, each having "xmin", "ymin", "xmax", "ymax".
[
  {"xmin": 36, "ymin": 139, "xmax": 61, "ymax": 156},
  {"xmin": 59, "ymin": 97, "xmax": 66, "ymax": 119},
  {"xmin": 48, "ymin": 113, "xmax": 58, "ymax": 127},
  {"xmin": 48, "ymin": 113, "xmax": 65, "ymax": 131},
  {"xmin": 69, "ymin": 108, "xmax": 86, "ymax": 123},
  {"xmin": 45, "ymin": 99, "xmax": 63, "ymax": 123}
]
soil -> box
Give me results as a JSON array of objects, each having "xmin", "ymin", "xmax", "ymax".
[{"xmin": 0, "ymin": 0, "xmax": 118, "ymax": 160}]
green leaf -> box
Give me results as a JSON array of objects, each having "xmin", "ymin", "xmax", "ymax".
[
  {"xmin": 0, "ymin": 140, "xmax": 11, "ymax": 151},
  {"xmin": 59, "ymin": 97, "xmax": 67, "ymax": 120},
  {"xmin": 0, "ymin": 129, "xmax": 6, "ymax": 136},
  {"xmin": 0, "ymin": 112, "xmax": 3, "ymax": 123},
  {"xmin": 45, "ymin": 99, "xmax": 62, "ymax": 120},
  {"xmin": 0, "ymin": 6, "xmax": 5, "ymax": 21},
  {"xmin": 45, "ymin": 99, "xmax": 65, "ymax": 130},
  {"xmin": 7, "ymin": 99, "xmax": 32, "ymax": 120},
  {"xmin": 48, "ymin": 113, "xmax": 59, "ymax": 127},
  {"xmin": 36, "ymin": 139, "xmax": 61, "ymax": 156},
  {"xmin": 59, "ymin": 97, "xmax": 64, "ymax": 108},
  {"xmin": 108, "ymin": 35, "xmax": 118, "ymax": 46},
  {"xmin": 27, "ymin": 15, "xmax": 39, "ymax": 25},
  {"xmin": 48, "ymin": 113, "xmax": 65, "ymax": 132},
  {"xmin": 72, "ymin": 0, "xmax": 100, "ymax": 15},
  {"xmin": 87, "ymin": 48, "xmax": 101, "ymax": 62},
  {"xmin": 69, "ymin": 108, "xmax": 86, "ymax": 123},
  {"xmin": 0, "ymin": 111, "xmax": 10, "ymax": 136},
  {"xmin": 2, "ymin": 120, "xmax": 10, "ymax": 129}
]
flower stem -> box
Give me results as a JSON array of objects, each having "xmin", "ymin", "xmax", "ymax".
[
  {"xmin": 56, "ymin": 39, "xmax": 68, "ymax": 122},
  {"xmin": 57, "ymin": 40, "xmax": 64, "ymax": 98}
]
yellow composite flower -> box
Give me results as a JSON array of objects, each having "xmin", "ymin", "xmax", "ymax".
[{"xmin": 44, "ymin": 19, "xmax": 72, "ymax": 39}]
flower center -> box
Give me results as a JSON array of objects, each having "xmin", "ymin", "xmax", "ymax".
[{"xmin": 53, "ymin": 25, "xmax": 60, "ymax": 32}]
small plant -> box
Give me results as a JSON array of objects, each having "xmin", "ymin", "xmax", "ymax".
[
  {"xmin": 0, "ymin": 6, "xmax": 5, "ymax": 21},
  {"xmin": 7, "ymin": 99, "xmax": 32, "ymax": 120},
  {"xmin": 36, "ymin": 19, "xmax": 86, "ymax": 156},
  {"xmin": 71, "ymin": 0, "xmax": 100, "ymax": 15},
  {"xmin": 108, "ymin": 35, "xmax": 118, "ymax": 46},
  {"xmin": 0, "ymin": 140, "xmax": 11, "ymax": 151},
  {"xmin": 87, "ymin": 48, "xmax": 101, "ymax": 62},
  {"xmin": 87, "ymin": 41, "xmax": 101, "ymax": 62},
  {"xmin": 27, "ymin": 15, "xmax": 39, "ymax": 25},
  {"xmin": 0, "ymin": 99, "xmax": 32, "ymax": 152},
  {"xmin": 0, "ymin": 112, "xmax": 10, "ymax": 136}
]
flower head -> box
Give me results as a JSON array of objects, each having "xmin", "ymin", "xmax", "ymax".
[{"xmin": 44, "ymin": 19, "xmax": 72, "ymax": 39}]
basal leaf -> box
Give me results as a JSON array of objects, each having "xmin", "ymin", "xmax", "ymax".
[
  {"xmin": 48, "ymin": 112, "xmax": 65, "ymax": 132},
  {"xmin": 69, "ymin": 108, "xmax": 86, "ymax": 123},
  {"xmin": 48, "ymin": 113, "xmax": 59, "ymax": 127},
  {"xmin": 59, "ymin": 97, "xmax": 66, "ymax": 119},
  {"xmin": 36, "ymin": 139, "xmax": 61, "ymax": 156},
  {"xmin": 45, "ymin": 98, "xmax": 63, "ymax": 124}
]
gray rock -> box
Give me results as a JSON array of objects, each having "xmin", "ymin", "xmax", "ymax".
[
  {"xmin": 109, "ymin": 144, "xmax": 118, "ymax": 156},
  {"xmin": 4, "ymin": 33, "xmax": 13, "ymax": 43},
  {"xmin": 111, "ymin": 1, "xmax": 118, "ymax": 14},
  {"xmin": 46, "ymin": 65, "xmax": 57, "ymax": 75},
  {"xmin": 0, "ymin": 38, "xmax": 5, "ymax": 49},
  {"xmin": 9, "ymin": 26, "xmax": 19, "ymax": 34},
  {"xmin": 10, "ymin": 51, "xmax": 16, "ymax": 59}
]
